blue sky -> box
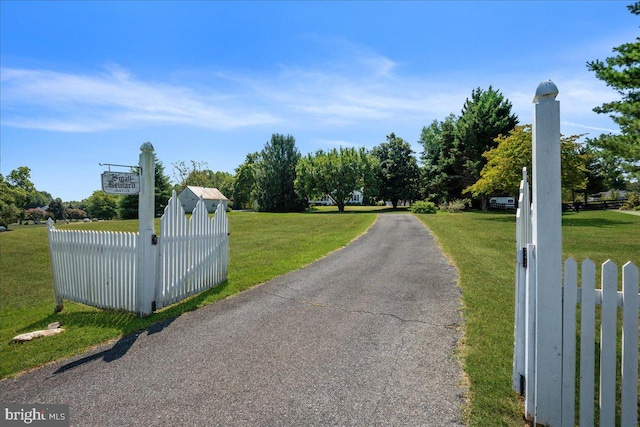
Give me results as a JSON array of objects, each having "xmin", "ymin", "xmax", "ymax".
[{"xmin": 1, "ymin": 1, "xmax": 635, "ymax": 202}]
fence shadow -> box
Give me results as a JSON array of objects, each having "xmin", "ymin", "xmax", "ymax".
[{"xmin": 52, "ymin": 317, "xmax": 176, "ymax": 374}]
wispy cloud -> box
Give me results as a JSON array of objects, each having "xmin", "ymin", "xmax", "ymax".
[
  {"xmin": 1, "ymin": 67, "xmax": 280, "ymax": 132},
  {"xmin": 561, "ymin": 121, "xmax": 620, "ymax": 134},
  {"xmin": 0, "ymin": 37, "xmax": 622, "ymax": 138}
]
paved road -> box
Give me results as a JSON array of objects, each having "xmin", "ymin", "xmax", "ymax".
[{"xmin": 2, "ymin": 214, "xmax": 466, "ymax": 426}]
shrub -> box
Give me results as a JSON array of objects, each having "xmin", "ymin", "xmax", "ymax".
[
  {"xmin": 621, "ymin": 192, "xmax": 640, "ymax": 210},
  {"xmin": 410, "ymin": 200, "xmax": 437, "ymax": 214},
  {"xmin": 440, "ymin": 198, "xmax": 471, "ymax": 213}
]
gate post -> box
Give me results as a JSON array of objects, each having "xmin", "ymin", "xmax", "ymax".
[
  {"xmin": 137, "ymin": 142, "xmax": 156, "ymax": 316},
  {"xmin": 531, "ymin": 80, "xmax": 563, "ymax": 425}
]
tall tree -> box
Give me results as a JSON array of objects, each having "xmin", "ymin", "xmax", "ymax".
[
  {"xmin": 586, "ymin": 2, "xmax": 640, "ymax": 178},
  {"xmin": 419, "ymin": 114, "xmax": 459, "ymax": 202},
  {"xmin": 582, "ymin": 143, "xmax": 627, "ymax": 199},
  {"xmin": 4, "ymin": 166, "xmax": 35, "ymax": 209},
  {"xmin": 232, "ymin": 153, "xmax": 259, "ymax": 210},
  {"xmin": 0, "ymin": 174, "xmax": 22, "ymax": 227},
  {"xmin": 47, "ymin": 198, "xmax": 65, "ymax": 221},
  {"xmin": 295, "ymin": 147, "xmax": 372, "ymax": 212},
  {"xmin": 254, "ymin": 134, "xmax": 305, "ymax": 212},
  {"xmin": 372, "ymin": 133, "xmax": 420, "ymax": 209},
  {"xmin": 453, "ymin": 86, "xmax": 518, "ymax": 202}
]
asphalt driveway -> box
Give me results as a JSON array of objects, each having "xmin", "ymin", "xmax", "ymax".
[{"xmin": 1, "ymin": 214, "xmax": 466, "ymax": 426}]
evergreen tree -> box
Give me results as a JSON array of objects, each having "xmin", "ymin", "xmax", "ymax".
[
  {"xmin": 586, "ymin": 2, "xmax": 640, "ymax": 178},
  {"xmin": 232, "ymin": 153, "xmax": 259, "ymax": 210},
  {"xmin": 453, "ymin": 86, "xmax": 518, "ymax": 203},
  {"xmin": 47, "ymin": 198, "xmax": 65, "ymax": 220},
  {"xmin": 419, "ymin": 114, "xmax": 459, "ymax": 202},
  {"xmin": 254, "ymin": 134, "xmax": 305, "ymax": 212}
]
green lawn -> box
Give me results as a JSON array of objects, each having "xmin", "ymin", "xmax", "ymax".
[
  {"xmin": 0, "ymin": 211, "xmax": 375, "ymax": 379},
  {"xmin": 2, "ymin": 208, "xmax": 637, "ymax": 426},
  {"xmin": 417, "ymin": 209, "xmax": 640, "ymax": 426}
]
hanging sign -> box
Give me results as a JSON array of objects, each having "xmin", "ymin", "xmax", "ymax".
[{"xmin": 101, "ymin": 172, "xmax": 140, "ymax": 195}]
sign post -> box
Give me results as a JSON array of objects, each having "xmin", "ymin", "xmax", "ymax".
[{"xmin": 137, "ymin": 142, "xmax": 156, "ymax": 316}]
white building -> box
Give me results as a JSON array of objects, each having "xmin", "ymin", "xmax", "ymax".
[
  {"xmin": 311, "ymin": 190, "xmax": 364, "ymax": 206},
  {"xmin": 178, "ymin": 186, "xmax": 228, "ymax": 213}
]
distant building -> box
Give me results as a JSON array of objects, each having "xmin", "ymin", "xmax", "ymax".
[
  {"xmin": 310, "ymin": 190, "xmax": 364, "ymax": 206},
  {"xmin": 489, "ymin": 196, "xmax": 516, "ymax": 210},
  {"xmin": 178, "ymin": 186, "xmax": 228, "ymax": 213}
]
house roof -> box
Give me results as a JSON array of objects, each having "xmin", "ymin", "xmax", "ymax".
[{"xmin": 183, "ymin": 186, "xmax": 228, "ymax": 201}]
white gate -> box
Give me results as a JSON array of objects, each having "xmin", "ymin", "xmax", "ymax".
[
  {"xmin": 512, "ymin": 82, "xmax": 639, "ymax": 426},
  {"xmin": 155, "ymin": 190, "xmax": 228, "ymax": 309},
  {"xmin": 48, "ymin": 143, "xmax": 229, "ymax": 316}
]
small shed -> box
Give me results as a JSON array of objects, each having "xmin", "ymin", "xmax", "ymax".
[{"xmin": 177, "ymin": 186, "xmax": 228, "ymax": 213}]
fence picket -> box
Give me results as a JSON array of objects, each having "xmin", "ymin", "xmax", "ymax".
[
  {"xmin": 561, "ymin": 258, "xmax": 577, "ymax": 427},
  {"xmin": 599, "ymin": 261, "xmax": 617, "ymax": 426},
  {"xmin": 579, "ymin": 259, "xmax": 596, "ymax": 427},
  {"xmin": 621, "ymin": 262, "xmax": 638, "ymax": 427},
  {"xmin": 524, "ymin": 243, "xmax": 536, "ymax": 420}
]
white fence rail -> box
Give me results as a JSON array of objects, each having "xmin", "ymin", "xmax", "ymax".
[
  {"xmin": 48, "ymin": 228, "xmax": 139, "ymax": 312},
  {"xmin": 156, "ymin": 190, "xmax": 228, "ymax": 309},
  {"xmin": 47, "ymin": 192, "xmax": 228, "ymax": 315}
]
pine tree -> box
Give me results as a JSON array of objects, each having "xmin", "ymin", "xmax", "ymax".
[
  {"xmin": 586, "ymin": 2, "xmax": 640, "ymax": 178},
  {"xmin": 453, "ymin": 86, "xmax": 518, "ymax": 203}
]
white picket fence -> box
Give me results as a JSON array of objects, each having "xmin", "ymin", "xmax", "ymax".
[
  {"xmin": 47, "ymin": 191, "xmax": 228, "ymax": 315},
  {"xmin": 513, "ymin": 169, "xmax": 639, "ymax": 426},
  {"xmin": 48, "ymin": 228, "xmax": 139, "ymax": 312}
]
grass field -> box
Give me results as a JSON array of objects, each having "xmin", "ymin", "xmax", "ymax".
[
  {"xmin": 0, "ymin": 211, "xmax": 376, "ymax": 379},
  {"xmin": 417, "ymin": 209, "xmax": 640, "ymax": 426},
  {"xmin": 1, "ymin": 208, "xmax": 638, "ymax": 426}
]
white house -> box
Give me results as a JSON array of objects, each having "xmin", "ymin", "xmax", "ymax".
[
  {"xmin": 178, "ymin": 186, "xmax": 228, "ymax": 213},
  {"xmin": 311, "ymin": 190, "xmax": 364, "ymax": 206}
]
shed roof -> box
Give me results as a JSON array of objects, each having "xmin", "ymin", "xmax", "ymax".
[{"xmin": 184, "ymin": 186, "xmax": 228, "ymax": 201}]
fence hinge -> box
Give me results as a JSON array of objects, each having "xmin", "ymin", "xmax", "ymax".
[
  {"xmin": 151, "ymin": 234, "xmax": 158, "ymax": 245},
  {"xmin": 522, "ymin": 247, "xmax": 527, "ymax": 268},
  {"xmin": 519, "ymin": 375, "xmax": 525, "ymax": 396}
]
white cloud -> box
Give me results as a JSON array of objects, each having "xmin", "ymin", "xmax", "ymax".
[
  {"xmin": 1, "ymin": 67, "xmax": 280, "ymax": 132},
  {"xmin": 0, "ymin": 36, "xmax": 624, "ymax": 140}
]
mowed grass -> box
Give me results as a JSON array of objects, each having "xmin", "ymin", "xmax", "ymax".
[
  {"xmin": 416, "ymin": 210, "xmax": 640, "ymax": 426},
  {"xmin": 0, "ymin": 211, "xmax": 375, "ymax": 379}
]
